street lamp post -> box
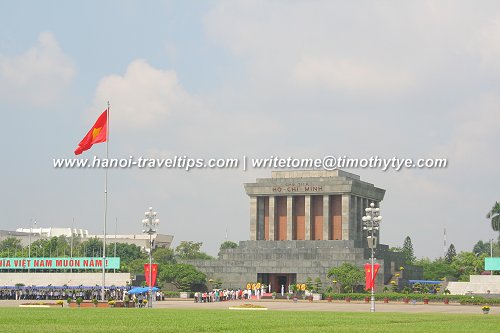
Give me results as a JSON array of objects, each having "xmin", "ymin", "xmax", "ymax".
[
  {"xmin": 28, "ymin": 219, "xmax": 36, "ymax": 273},
  {"xmin": 28, "ymin": 219, "xmax": 37, "ymax": 258},
  {"xmin": 142, "ymin": 207, "xmax": 159, "ymax": 309},
  {"xmin": 362, "ymin": 202, "xmax": 382, "ymax": 313}
]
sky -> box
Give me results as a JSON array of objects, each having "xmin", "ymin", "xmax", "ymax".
[{"xmin": 1, "ymin": 0, "xmax": 499, "ymax": 259}]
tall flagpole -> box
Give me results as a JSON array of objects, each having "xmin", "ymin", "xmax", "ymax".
[
  {"xmin": 102, "ymin": 101, "xmax": 110, "ymax": 301},
  {"xmin": 70, "ymin": 217, "xmax": 74, "ymax": 273},
  {"xmin": 114, "ymin": 217, "xmax": 117, "ymax": 273}
]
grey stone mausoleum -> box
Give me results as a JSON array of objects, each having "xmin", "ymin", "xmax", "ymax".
[{"xmin": 185, "ymin": 170, "xmax": 421, "ymax": 292}]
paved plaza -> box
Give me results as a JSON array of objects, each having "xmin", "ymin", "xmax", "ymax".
[{"xmin": 0, "ymin": 299, "xmax": 494, "ymax": 315}]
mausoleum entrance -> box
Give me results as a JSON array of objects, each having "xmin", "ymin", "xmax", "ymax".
[{"xmin": 257, "ymin": 273, "xmax": 296, "ymax": 293}]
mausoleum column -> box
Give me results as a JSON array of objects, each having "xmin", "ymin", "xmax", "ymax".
[
  {"xmin": 355, "ymin": 197, "xmax": 365, "ymax": 241},
  {"xmin": 341, "ymin": 194, "xmax": 350, "ymax": 240},
  {"xmin": 250, "ymin": 196, "xmax": 257, "ymax": 241},
  {"xmin": 287, "ymin": 196, "xmax": 293, "ymax": 240},
  {"xmin": 374, "ymin": 201, "xmax": 380, "ymax": 246},
  {"xmin": 269, "ymin": 196, "xmax": 276, "ymax": 240},
  {"xmin": 323, "ymin": 195, "xmax": 330, "ymax": 240},
  {"xmin": 351, "ymin": 195, "xmax": 358, "ymax": 242},
  {"xmin": 257, "ymin": 197, "xmax": 265, "ymax": 240},
  {"xmin": 305, "ymin": 195, "xmax": 311, "ymax": 240}
]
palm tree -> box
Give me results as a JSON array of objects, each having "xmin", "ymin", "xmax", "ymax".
[{"xmin": 486, "ymin": 201, "xmax": 500, "ymax": 238}]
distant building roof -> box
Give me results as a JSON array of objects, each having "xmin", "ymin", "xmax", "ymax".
[{"xmin": 3, "ymin": 227, "xmax": 173, "ymax": 249}]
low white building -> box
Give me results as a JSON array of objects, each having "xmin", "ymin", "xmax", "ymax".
[
  {"xmin": 16, "ymin": 227, "xmax": 89, "ymax": 238},
  {"xmin": 2, "ymin": 227, "xmax": 173, "ymax": 250},
  {"xmin": 447, "ymin": 275, "xmax": 500, "ymax": 295}
]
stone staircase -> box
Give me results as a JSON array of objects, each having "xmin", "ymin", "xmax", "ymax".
[{"xmin": 384, "ymin": 269, "xmax": 404, "ymax": 291}]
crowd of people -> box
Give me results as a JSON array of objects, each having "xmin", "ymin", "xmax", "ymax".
[
  {"xmin": 194, "ymin": 288, "xmax": 267, "ymax": 303},
  {"xmin": 0, "ymin": 286, "xmax": 263, "ymax": 303},
  {"xmin": 0, "ymin": 286, "xmax": 128, "ymax": 301},
  {"xmin": 122, "ymin": 290, "xmax": 164, "ymax": 304}
]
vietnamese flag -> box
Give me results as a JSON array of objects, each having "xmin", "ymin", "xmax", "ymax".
[
  {"xmin": 74, "ymin": 110, "xmax": 107, "ymax": 155},
  {"xmin": 144, "ymin": 263, "xmax": 158, "ymax": 287},
  {"xmin": 365, "ymin": 263, "xmax": 380, "ymax": 290}
]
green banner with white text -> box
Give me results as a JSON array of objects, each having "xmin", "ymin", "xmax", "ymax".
[{"xmin": 0, "ymin": 257, "xmax": 120, "ymax": 270}]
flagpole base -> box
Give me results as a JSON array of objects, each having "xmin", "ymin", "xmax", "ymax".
[{"xmin": 370, "ymin": 289, "xmax": 375, "ymax": 312}]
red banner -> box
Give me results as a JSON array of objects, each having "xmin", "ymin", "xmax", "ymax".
[
  {"xmin": 365, "ymin": 263, "xmax": 380, "ymax": 290},
  {"xmin": 144, "ymin": 263, "xmax": 158, "ymax": 287}
]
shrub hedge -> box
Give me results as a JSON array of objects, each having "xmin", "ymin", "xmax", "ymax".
[
  {"xmin": 163, "ymin": 291, "xmax": 181, "ymax": 298},
  {"xmin": 322, "ymin": 292, "xmax": 500, "ymax": 305}
]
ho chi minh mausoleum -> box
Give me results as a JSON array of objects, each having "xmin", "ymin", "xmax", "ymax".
[{"xmin": 185, "ymin": 170, "xmax": 421, "ymax": 291}]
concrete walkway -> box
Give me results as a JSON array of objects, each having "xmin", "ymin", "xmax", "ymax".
[{"xmin": 0, "ymin": 299, "xmax": 495, "ymax": 314}]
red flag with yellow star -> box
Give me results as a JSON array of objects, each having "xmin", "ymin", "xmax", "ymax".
[
  {"xmin": 144, "ymin": 263, "xmax": 158, "ymax": 287},
  {"xmin": 74, "ymin": 110, "xmax": 107, "ymax": 155},
  {"xmin": 365, "ymin": 263, "xmax": 380, "ymax": 290}
]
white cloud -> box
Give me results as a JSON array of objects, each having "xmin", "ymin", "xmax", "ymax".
[
  {"xmin": 479, "ymin": 16, "xmax": 500, "ymax": 72},
  {"xmin": 203, "ymin": 1, "xmax": 427, "ymax": 100},
  {"xmin": 91, "ymin": 59, "xmax": 199, "ymax": 130},
  {"xmin": 292, "ymin": 56, "xmax": 413, "ymax": 95},
  {"xmin": 430, "ymin": 92, "xmax": 500, "ymax": 167},
  {"xmin": 204, "ymin": 1, "xmax": 500, "ymax": 99},
  {"xmin": 0, "ymin": 32, "xmax": 75, "ymax": 107}
]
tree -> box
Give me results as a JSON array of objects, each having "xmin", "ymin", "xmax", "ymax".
[
  {"xmin": 473, "ymin": 240, "xmax": 491, "ymax": 256},
  {"xmin": 55, "ymin": 235, "xmax": 70, "ymax": 256},
  {"xmin": 126, "ymin": 258, "xmax": 148, "ymax": 275},
  {"xmin": 152, "ymin": 248, "xmax": 176, "ymax": 265},
  {"xmin": 213, "ymin": 278, "xmax": 223, "ymax": 289},
  {"xmin": 389, "ymin": 246, "xmax": 402, "ymax": 252},
  {"xmin": 112, "ymin": 243, "xmax": 146, "ymax": 265},
  {"xmin": 416, "ymin": 251, "xmax": 489, "ymax": 282},
  {"xmin": 0, "ymin": 237, "xmax": 21, "ymax": 252},
  {"xmin": 159, "ymin": 263, "xmax": 207, "ymax": 291},
  {"xmin": 327, "ymin": 263, "xmax": 364, "ymax": 293},
  {"xmin": 30, "ymin": 239, "xmax": 48, "ymax": 256},
  {"xmin": 25, "ymin": 236, "xmax": 70, "ymax": 257},
  {"xmin": 77, "ymin": 237, "xmax": 102, "ymax": 257},
  {"xmin": 486, "ymin": 201, "xmax": 500, "ymax": 238},
  {"xmin": 445, "ymin": 244, "xmax": 457, "ymax": 263},
  {"xmin": 175, "ymin": 241, "xmax": 213, "ymax": 260},
  {"xmin": 305, "ymin": 277, "xmax": 314, "ymax": 291},
  {"xmin": 219, "ymin": 241, "xmax": 238, "ymax": 251},
  {"xmin": 314, "ymin": 277, "xmax": 323, "ymax": 293},
  {"xmin": 401, "ymin": 236, "xmax": 416, "ymax": 264},
  {"xmin": 0, "ymin": 237, "xmax": 23, "ymax": 257},
  {"xmin": 494, "ymin": 241, "xmax": 500, "ymax": 257},
  {"xmin": 451, "ymin": 252, "xmax": 486, "ymax": 281}
]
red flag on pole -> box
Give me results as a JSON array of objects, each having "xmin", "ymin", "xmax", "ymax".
[
  {"xmin": 365, "ymin": 263, "xmax": 380, "ymax": 290},
  {"xmin": 74, "ymin": 110, "xmax": 108, "ymax": 155},
  {"xmin": 144, "ymin": 263, "xmax": 158, "ymax": 287}
]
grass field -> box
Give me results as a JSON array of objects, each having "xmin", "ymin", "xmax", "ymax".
[{"xmin": 0, "ymin": 308, "xmax": 498, "ymax": 333}]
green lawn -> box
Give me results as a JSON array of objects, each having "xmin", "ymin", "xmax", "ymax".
[{"xmin": 0, "ymin": 308, "xmax": 498, "ymax": 333}]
